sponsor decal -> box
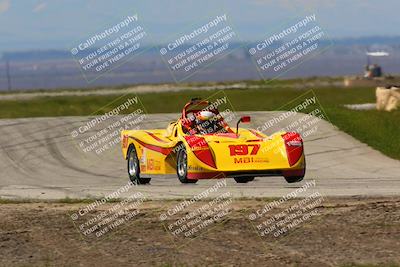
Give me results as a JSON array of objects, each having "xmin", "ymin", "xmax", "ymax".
[
  {"xmin": 122, "ymin": 134, "xmax": 129, "ymax": 148},
  {"xmin": 145, "ymin": 159, "xmax": 161, "ymax": 171},
  {"xmin": 187, "ymin": 165, "xmax": 206, "ymax": 171},
  {"xmin": 233, "ymin": 157, "xmax": 269, "ymax": 164}
]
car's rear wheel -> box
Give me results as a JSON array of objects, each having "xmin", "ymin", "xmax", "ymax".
[
  {"xmin": 234, "ymin": 176, "xmax": 255, "ymax": 183},
  {"xmin": 176, "ymin": 147, "xmax": 198, "ymax": 184},
  {"xmin": 284, "ymin": 158, "xmax": 306, "ymax": 183},
  {"xmin": 283, "ymin": 166, "xmax": 305, "ymax": 183},
  {"xmin": 284, "ymin": 176, "xmax": 304, "ymax": 183},
  {"xmin": 127, "ymin": 145, "xmax": 151, "ymax": 185}
]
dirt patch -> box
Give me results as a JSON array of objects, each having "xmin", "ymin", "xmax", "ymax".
[{"xmin": 0, "ymin": 197, "xmax": 399, "ymax": 267}]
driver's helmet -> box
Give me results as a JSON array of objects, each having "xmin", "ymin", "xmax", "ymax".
[
  {"xmin": 194, "ymin": 110, "xmax": 222, "ymax": 134},
  {"xmin": 196, "ymin": 110, "xmax": 215, "ymax": 121}
]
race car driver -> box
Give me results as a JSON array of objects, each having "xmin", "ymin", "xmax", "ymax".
[{"xmin": 190, "ymin": 110, "xmax": 228, "ymax": 135}]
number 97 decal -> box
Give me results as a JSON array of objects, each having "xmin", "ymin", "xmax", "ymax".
[{"xmin": 229, "ymin": 144, "xmax": 260, "ymax": 156}]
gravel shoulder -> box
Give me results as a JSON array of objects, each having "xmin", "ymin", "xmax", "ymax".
[{"xmin": 0, "ymin": 197, "xmax": 399, "ymax": 267}]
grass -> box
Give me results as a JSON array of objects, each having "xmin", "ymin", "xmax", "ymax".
[
  {"xmin": 0, "ymin": 86, "xmax": 373, "ymax": 117},
  {"xmin": 0, "ymin": 196, "xmax": 283, "ymax": 204},
  {"xmin": 0, "ymin": 197, "xmax": 121, "ymax": 204},
  {"xmin": 0, "ymin": 85, "xmax": 398, "ymax": 160}
]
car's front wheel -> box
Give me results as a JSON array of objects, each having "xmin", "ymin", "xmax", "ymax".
[
  {"xmin": 176, "ymin": 147, "xmax": 198, "ymax": 184},
  {"xmin": 127, "ymin": 145, "xmax": 151, "ymax": 185},
  {"xmin": 233, "ymin": 176, "xmax": 255, "ymax": 183}
]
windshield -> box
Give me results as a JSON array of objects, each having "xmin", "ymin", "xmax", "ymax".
[{"xmin": 184, "ymin": 111, "xmax": 229, "ymax": 135}]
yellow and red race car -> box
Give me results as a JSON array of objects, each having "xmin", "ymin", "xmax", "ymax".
[{"xmin": 121, "ymin": 98, "xmax": 305, "ymax": 184}]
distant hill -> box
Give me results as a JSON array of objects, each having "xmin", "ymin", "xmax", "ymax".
[
  {"xmin": 2, "ymin": 36, "xmax": 400, "ymax": 61},
  {"xmin": 0, "ymin": 36, "xmax": 399, "ymax": 91},
  {"xmin": 1, "ymin": 50, "xmax": 72, "ymax": 61}
]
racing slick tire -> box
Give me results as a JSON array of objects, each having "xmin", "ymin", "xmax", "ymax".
[
  {"xmin": 284, "ymin": 158, "xmax": 306, "ymax": 183},
  {"xmin": 284, "ymin": 176, "xmax": 304, "ymax": 183},
  {"xmin": 127, "ymin": 145, "xmax": 151, "ymax": 185},
  {"xmin": 176, "ymin": 147, "xmax": 198, "ymax": 184},
  {"xmin": 233, "ymin": 176, "xmax": 255, "ymax": 183}
]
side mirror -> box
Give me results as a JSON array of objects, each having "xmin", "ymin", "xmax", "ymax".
[
  {"xmin": 240, "ymin": 116, "xmax": 251, "ymax": 123},
  {"xmin": 236, "ymin": 116, "xmax": 251, "ymax": 135}
]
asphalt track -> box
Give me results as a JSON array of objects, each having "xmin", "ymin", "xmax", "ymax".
[{"xmin": 1, "ymin": 112, "xmax": 399, "ymax": 200}]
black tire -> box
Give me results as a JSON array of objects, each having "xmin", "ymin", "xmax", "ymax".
[
  {"xmin": 176, "ymin": 147, "xmax": 198, "ymax": 184},
  {"xmin": 284, "ymin": 176, "xmax": 304, "ymax": 183},
  {"xmin": 284, "ymin": 167, "xmax": 305, "ymax": 183},
  {"xmin": 284, "ymin": 158, "xmax": 306, "ymax": 183},
  {"xmin": 233, "ymin": 176, "xmax": 255, "ymax": 183},
  {"xmin": 127, "ymin": 145, "xmax": 151, "ymax": 185}
]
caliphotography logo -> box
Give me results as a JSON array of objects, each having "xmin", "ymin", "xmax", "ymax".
[{"xmin": 69, "ymin": 94, "xmax": 148, "ymax": 156}]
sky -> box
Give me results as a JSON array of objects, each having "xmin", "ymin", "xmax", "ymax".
[{"xmin": 0, "ymin": 0, "xmax": 399, "ymax": 51}]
